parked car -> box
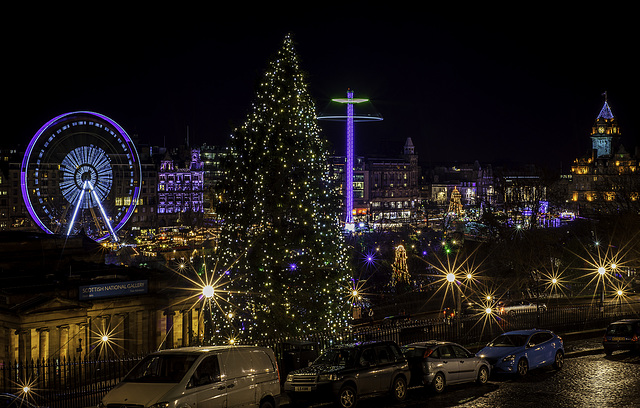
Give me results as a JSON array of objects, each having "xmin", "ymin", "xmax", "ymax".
[
  {"xmin": 603, "ymin": 318, "xmax": 640, "ymax": 355},
  {"xmin": 402, "ymin": 341, "xmax": 490, "ymax": 393},
  {"xmin": 0, "ymin": 393, "xmax": 44, "ymax": 408},
  {"xmin": 497, "ymin": 300, "xmax": 546, "ymax": 315},
  {"xmin": 476, "ymin": 329, "xmax": 564, "ymax": 376},
  {"xmin": 284, "ymin": 340, "xmax": 410, "ymax": 408},
  {"xmin": 99, "ymin": 345, "xmax": 280, "ymax": 408}
]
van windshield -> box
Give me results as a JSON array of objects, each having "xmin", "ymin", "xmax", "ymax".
[{"xmin": 124, "ymin": 354, "xmax": 199, "ymax": 383}]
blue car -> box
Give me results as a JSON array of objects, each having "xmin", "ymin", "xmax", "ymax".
[{"xmin": 476, "ymin": 329, "xmax": 564, "ymax": 376}]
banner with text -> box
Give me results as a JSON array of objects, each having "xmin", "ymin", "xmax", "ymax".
[{"xmin": 79, "ymin": 280, "xmax": 148, "ymax": 300}]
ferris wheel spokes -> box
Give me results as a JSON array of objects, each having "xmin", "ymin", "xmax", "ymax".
[{"xmin": 66, "ymin": 180, "xmax": 119, "ymax": 242}]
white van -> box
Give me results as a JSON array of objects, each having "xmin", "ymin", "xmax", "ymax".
[{"xmin": 99, "ymin": 345, "xmax": 280, "ymax": 408}]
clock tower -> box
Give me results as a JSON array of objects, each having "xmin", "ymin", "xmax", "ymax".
[{"xmin": 590, "ymin": 93, "xmax": 620, "ymax": 158}]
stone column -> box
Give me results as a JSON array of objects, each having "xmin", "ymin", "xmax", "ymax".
[
  {"xmin": 0, "ymin": 326, "xmax": 7, "ymax": 363},
  {"xmin": 75, "ymin": 322, "xmax": 88, "ymax": 359},
  {"xmin": 49, "ymin": 325, "xmax": 61, "ymax": 361},
  {"xmin": 181, "ymin": 310, "xmax": 191, "ymax": 347},
  {"xmin": 163, "ymin": 310, "xmax": 175, "ymax": 349},
  {"xmin": 173, "ymin": 310, "xmax": 183, "ymax": 347},
  {"xmin": 57, "ymin": 325, "xmax": 70, "ymax": 360},
  {"xmin": 37, "ymin": 328, "xmax": 49, "ymax": 361},
  {"xmin": 155, "ymin": 310, "xmax": 165, "ymax": 350},
  {"xmin": 17, "ymin": 329, "xmax": 31, "ymax": 362},
  {"xmin": 9, "ymin": 328, "xmax": 19, "ymax": 362}
]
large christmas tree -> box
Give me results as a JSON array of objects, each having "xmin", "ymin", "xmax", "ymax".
[{"xmin": 215, "ymin": 34, "xmax": 351, "ymax": 342}]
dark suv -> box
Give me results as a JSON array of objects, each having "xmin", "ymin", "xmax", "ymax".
[
  {"xmin": 284, "ymin": 340, "xmax": 410, "ymax": 408},
  {"xmin": 603, "ymin": 319, "xmax": 640, "ymax": 355}
]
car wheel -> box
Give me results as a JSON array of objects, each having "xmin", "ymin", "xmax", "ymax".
[
  {"xmin": 391, "ymin": 376, "xmax": 407, "ymax": 402},
  {"xmin": 553, "ymin": 351, "xmax": 564, "ymax": 370},
  {"xmin": 259, "ymin": 400, "xmax": 275, "ymax": 408},
  {"xmin": 516, "ymin": 358, "xmax": 528, "ymax": 377},
  {"xmin": 337, "ymin": 385, "xmax": 357, "ymax": 408},
  {"xmin": 431, "ymin": 372, "xmax": 446, "ymax": 394},
  {"xmin": 476, "ymin": 365, "xmax": 489, "ymax": 385}
]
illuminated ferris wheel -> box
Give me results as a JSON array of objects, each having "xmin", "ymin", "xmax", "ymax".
[{"xmin": 21, "ymin": 111, "xmax": 142, "ymax": 242}]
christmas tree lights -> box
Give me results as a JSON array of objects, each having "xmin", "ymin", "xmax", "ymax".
[{"xmin": 216, "ymin": 34, "xmax": 351, "ymax": 342}]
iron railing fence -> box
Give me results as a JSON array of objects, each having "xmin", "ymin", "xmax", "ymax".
[
  {"xmin": 1, "ymin": 300, "xmax": 638, "ymax": 408},
  {"xmin": 0, "ymin": 354, "xmax": 143, "ymax": 408}
]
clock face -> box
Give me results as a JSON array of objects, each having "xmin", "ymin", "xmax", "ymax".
[{"xmin": 598, "ymin": 126, "xmax": 605, "ymax": 133}]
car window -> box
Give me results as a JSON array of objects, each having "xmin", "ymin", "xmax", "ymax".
[
  {"xmin": 607, "ymin": 324, "xmax": 633, "ymax": 336},
  {"xmin": 375, "ymin": 346, "xmax": 391, "ymax": 364},
  {"xmin": 388, "ymin": 343, "xmax": 404, "ymax": 361},
  {"xmin": 451, "ymin": 345, "xmax": 470, "ymax": 358},
  {"xmin": 438, "ymin": 346, "xmax": 454, "ymax": 359},
  {"xmin": 360, "ymin": 347, "xmax": 377, "ymax": 366},
  {"xmin": 489, "ymin": 334, "xmax": 529, "ymax": 347},
  {"xmin": 528, "ymin": 333, "xmax": 543, "ymax": 347},
  {"xmin": 402, "ymin": 346, "xmax": 426, "ymax": 358},
  {"xmin": 191, "ymin": 355, "xmax": 221, "ymax": 387},
  {"xmin": 315, "ymin": 348, "xmax": 357, "ymax": 367}
]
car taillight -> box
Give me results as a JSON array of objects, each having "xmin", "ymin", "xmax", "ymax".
[
  {"xmin": 557, "ymin": 335, "xmax": 563, "ymax": 345},
  {"xmin": 603, "ymin": 336, "xmax": 608, "ymax": 342},
  {"xmin": 424, "ymin": 349, "xmax": 434, "ymax": 358},
  {"xmin": 632, "ymin": 334, "xmax": 638, "ymax": 342}
]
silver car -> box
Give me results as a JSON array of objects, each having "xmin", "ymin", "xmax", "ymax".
[
  {"xmin": 497, "ymin": 300, "xmax": 546, "ymax": 315},
  {"xmin": 402, "ymin": 341, "xmax": 490, "ymax": 393}
]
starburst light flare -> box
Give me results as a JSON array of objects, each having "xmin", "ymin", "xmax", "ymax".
[
  {"xmin": 13, "ymin": 375, "xmax": 42, "ymax": 407},
  {"xmin": 570, "ymin": 235, "xmax": 633, "ymax": 304},
  {"xmin": 89, "ymin": 317, "xmax": 127, "ymax": 357},
  {"xmin": 170, "ymin": 257, "xmax": 246, "ymax": 345}
]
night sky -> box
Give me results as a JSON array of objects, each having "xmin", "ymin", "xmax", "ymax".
[{"xmin": 6, "ymin": 5, "xmax": 639, "ymax": 171}]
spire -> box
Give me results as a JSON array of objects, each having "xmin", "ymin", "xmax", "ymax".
[
  {"xmin": 597, "ymin": 92, "xmax": 614, "ymax": 120},
  {"xmin": 597, "ymin": 101, "xmax": 615, "ymax": 120},
  {"xmin": 404, "ymin": 137, "xmax": 415, "ymax": 155}
]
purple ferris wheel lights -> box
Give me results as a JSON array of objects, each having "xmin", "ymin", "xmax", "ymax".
[{"xmin": 22, "ymin": 111, "xmax": 141, "ymax": 242}]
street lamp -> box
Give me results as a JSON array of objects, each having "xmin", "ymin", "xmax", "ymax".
[
  {"xmin": 597, "ymin": 266, "xmax": 606, "ymax": 311},
  {"xmin": 202, "ymin": 285, "xmax": 215, "ymax": 299}
]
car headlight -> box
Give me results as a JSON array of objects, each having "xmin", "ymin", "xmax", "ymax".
[
  {"xmin": 318, "ymin": 373, "xmax": 339, "ymax": 381},
  {"xmin": 502, "ymin": 354, "xmax": 516, "ymax": 363},
  {"xmin": 286, "ymin": 374, "xmax": 294, "ymax": 382},
  {"xmin": 150, "ymin": 403, "xmax": 170, "ymax": 408}
]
